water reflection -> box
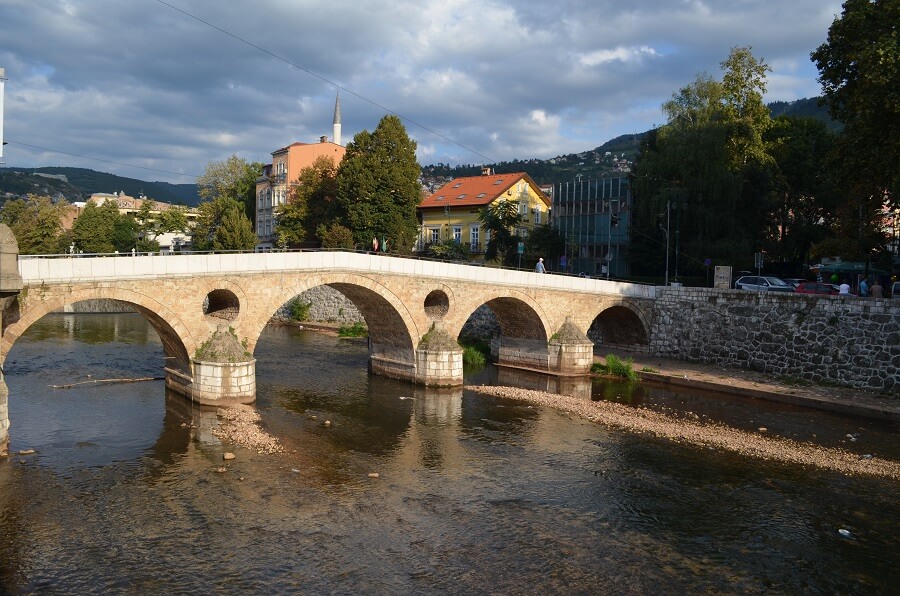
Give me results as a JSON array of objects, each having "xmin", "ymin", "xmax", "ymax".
[{"xmin": 0, "ymin": 314, "xmax": 898, "ymax": 594}]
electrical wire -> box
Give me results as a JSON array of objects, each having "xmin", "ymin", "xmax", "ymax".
[
  {"xmin": 4, "ymin": 139, "xmax": 202, "ymax": 179},
  {"xmin": 153, "ymin": 0, "xmax": 497, "ymax": 164}
]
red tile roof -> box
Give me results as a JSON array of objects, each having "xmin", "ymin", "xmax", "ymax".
[{"xmin": 420, "ymin": 172, "xmax": 548, "ymax": 209}]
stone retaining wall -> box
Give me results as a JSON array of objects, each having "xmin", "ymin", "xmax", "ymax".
[
  {"xmin": 650, "ymin": 287, "xmax": 900, "ymax": 394},
  {"xmin": 273, "ymin": 285, "xmax": 363, "ymax": 324}
]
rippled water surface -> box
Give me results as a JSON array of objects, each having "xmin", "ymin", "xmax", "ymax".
[{"xmin": 1, "ymin": 314, "xmax": 898, "ymax": 594}]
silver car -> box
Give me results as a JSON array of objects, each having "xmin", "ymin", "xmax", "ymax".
[{"xmin": 734, "ymin": 275, "xmax": 795, "ymax": 292}]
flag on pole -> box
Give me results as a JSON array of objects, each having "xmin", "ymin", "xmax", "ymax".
[
  {"xmin": 382, "ymin": 236, "xmax": 388, "ymax": 252},
  {"xmin": 372, "ymin": 237, "xmax": 379, "ymax": 252}
]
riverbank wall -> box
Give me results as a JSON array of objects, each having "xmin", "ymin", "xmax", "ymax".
[{"xmin": 650, "ymin": 287, "xmax": 899, "ymax": 394}]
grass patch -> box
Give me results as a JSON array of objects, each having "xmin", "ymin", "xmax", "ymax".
[
  {"xmin": 337, "ymin": 322, "xmax": 367, "ymax": 338},
  {"xmin": 460, "ymin": 339, "xmax": 490, "ymax": 366},
  {"xmin": 594, "ymin": 354, "xmax": 639, "ymax": 381}
]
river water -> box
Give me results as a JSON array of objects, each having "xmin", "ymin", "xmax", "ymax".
[{"xmin": 1, "ymin": 314, "xmax": 897, "ymax": 594}]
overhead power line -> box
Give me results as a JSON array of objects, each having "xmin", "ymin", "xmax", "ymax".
[
  {"xmin": 5, "ymin": 140, "xmax": 201, "ymax": 179},
  {"xmin": 153, "ymin": 0, "xmax": 496, "ymax": 164}
]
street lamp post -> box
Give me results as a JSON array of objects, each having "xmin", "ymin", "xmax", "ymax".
[{"xmin": 660, "ymin": 200, "xmax": 670, "ymax": 286}]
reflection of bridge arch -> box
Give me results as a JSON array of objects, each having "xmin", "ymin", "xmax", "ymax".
[
  {"xmin": 588, "ymin": 301, "xmax": 650, "ymax": 350},
  {"xmin": 244, "ymin": 273, "xmax": 421, "ymax": 381},
  {"xmin": 1, "ymin": 290, "xmax": 194, "ymax": 376}
]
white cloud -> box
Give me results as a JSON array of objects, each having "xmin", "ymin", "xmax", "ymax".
[{"xmin": 0, "ymin": 0, "xmax": 845, "ymax": 182}]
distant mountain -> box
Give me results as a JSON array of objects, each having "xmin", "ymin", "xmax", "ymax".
[
  {"xmin": 0, "ymin": 166, "xmax": 200, "ymax": 206},
  {"xmin": 422, "ymin": 97, "xmax": 839, "ymax": 187}
]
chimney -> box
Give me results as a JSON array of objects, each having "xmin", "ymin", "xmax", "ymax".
[
  {"xmin": 319, "ymin": 135, "xmax": 328, "ymax": 143},
  {"xmin": 481, "ymin": 167, "xmax": 493, "ymax": 176}
]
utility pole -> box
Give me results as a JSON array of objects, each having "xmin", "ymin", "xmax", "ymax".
[{"xmin": 661, "ymin": 200, "xmax": 670, "ymax": 286}]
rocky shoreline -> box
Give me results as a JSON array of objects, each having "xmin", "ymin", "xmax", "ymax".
[{"xmin": 468, "ymin": 384, "xmax": 900, "ymax": 480}]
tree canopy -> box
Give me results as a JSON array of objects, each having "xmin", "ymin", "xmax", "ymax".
[
  {"xmin": 0, "ymin": 195, "xmax": 69, "ymax": 255},
  {"xmin": 275, "ymin": 155, "xmax": 340, "ymax": 248},
  {"xmin": 811, "ymin": 0, "xmax": 899, "ymax": 206},
  {"xmin": 192, "ymin": 196, "xmax": 256, "ymax": 251},
  {"xmin": 197, "ymin": 155, "xmax": 264, "ymax": 219},
  {"xmin": 336, "ymin": 115, "xmax": 422, "ymax": 252},
  {"xmin": 479, "ymin": 199, "xmax": 522, "ymax": 265}
]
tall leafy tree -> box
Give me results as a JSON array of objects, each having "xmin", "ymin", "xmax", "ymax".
[
  {"xmin": 0, "ymin": 195, "xmax": 68, "ymax": 255},
  {"xmin": 479, "ymin": 199, "xmax": 522, "ymax": 265},
  {"xmin": 197, "ymin": 155, "xmax": 264, "ymax": 219},
  {"xmin": 811, "ymin": 0, "xmax": 899, "ymax": 206},
  {"xmin": 72, "ymin": 201, "xmax": 121, "ymax": 254},
  {"xmin": 192, "ymin": 196, "xmax": 256, "ymax": 251},
  {"xmin": 336, "ymin": 115, "xmax": 421, "ymax": 252},
  {"xmin": 633, "ymin": 46, "xmax": 776, "ymax": 275},
  {"xmin": 275, "ymin": 155, "xmax": 340, "ymax": 248}
]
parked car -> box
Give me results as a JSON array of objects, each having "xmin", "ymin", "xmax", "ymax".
[
  {"xmin": 782, "ymin": 278, "xmax": 806, "ymax": 288},
  {"xmin": 892, "ymin": 281, "xmax": 900, "ymax": 299},
  {"xmin": 794, "ymin": 281, "xmax": 839, "ymax": 295},
  {"xmin": 733, "ymin": 276, "xmax": 795, "ymax": 292}
]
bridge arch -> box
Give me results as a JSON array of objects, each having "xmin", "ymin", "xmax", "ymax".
[
  {"xmin": 449, "ymin": 289, "xmax": 551, "ymax": 342},
  {"xmin": 1, "ymin": 289, "xmax": 195, "ymax": 377},
  {"xmin": 243, "ymin": 273, "xmax": 422, "ymax": 379},
  {"xmin": 587, "ymin": 301, "xmax": 651, "ymax": 350}
]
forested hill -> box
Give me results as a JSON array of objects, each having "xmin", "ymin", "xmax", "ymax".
[
  {"xmin": 0, "ymin": 166, "xmax": 200, "ymax": 205},
  {"xmin": 422, "ymin": 97, "xmax": 837, "ymax": 186},
  {"xmin": 1, "ymin": 98, "xmax": 836, "ymax": 204}
]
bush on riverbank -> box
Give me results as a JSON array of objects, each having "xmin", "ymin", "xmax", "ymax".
[
  {"xmin": 592, "ymin": 354, "xmax": 638, "ymax": 381},
  {"xmin": 289, "ymin": 299, "xmax": 312, "ymax": 322},
  {"xmin": 461, "ymin": 340, "xmax": 490, "ymax": 366},
  {"xmin": 338, "ymin": 322, "xmax": 367, "ymax": 338}
]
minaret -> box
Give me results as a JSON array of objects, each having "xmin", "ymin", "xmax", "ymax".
[
  {"xmin": 0, "ymin": 67, "xmax": 7, "ymax": 162},
  {"xmin": 332, "ymin": 91, "xmax": 342, "ymax": 146}
]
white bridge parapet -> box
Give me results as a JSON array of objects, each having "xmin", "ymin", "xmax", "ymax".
[{"xmin": 19, "ymin": 252, "xmax": 656, "ymax": 299}]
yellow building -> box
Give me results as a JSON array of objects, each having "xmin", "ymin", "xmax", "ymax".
[{"xmin": 418, "ymin": 169, "xmax": 551, "ymax": 254}]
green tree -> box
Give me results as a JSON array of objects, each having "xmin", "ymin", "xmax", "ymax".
[
  {"xmin": 811, "ymin": 0, "xmax": 899, "ymax": 206},
  {"xmin": 336, "ymin": 115, "xmax": 421, "ymax": 252},
  {"xmin": 0, "ymin": 195, "xmax": 68, "ymax": 255},
  {"xmin": 633, "ymin": 46, "xmax": 777, "ymax": 275},
  {"xmin": 479, "ymin": 199, "xmax": 522, "ymax": 265},
  {"xmin": 72, "ymin": 201, "xmax": 120, "ymax": 254},
  {"xmin": 193, "ymin": 196, "xmax": 256, "ymax": 251},
  {"xmin": 213, "ymin": 205, "xmax": 257, "ymax": 251},
  {"xmin": 316, "ymin": 223, "xmax": 355, "ymax": 249},
  {"xmin": 275, "ymin": 155, "xmax": 340, "ymax": 248},
  {"xmin": 525, "ymin": 224, "xmax": 566, "ymax": 269},
  {"xmin": 197, "ymin": 155, "xmax": 264, "ymax": 219}
]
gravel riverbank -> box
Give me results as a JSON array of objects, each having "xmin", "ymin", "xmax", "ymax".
[
  {"xmin": 468, "ymin": 384, "xmax": 900, "ymax": 480},
  {"xmin": 212, "ymin": 405, "xmax": 284, "ymax": 454}
]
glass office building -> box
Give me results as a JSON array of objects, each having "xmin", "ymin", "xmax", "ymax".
[{"xmin": 553, "ymin": 177, "xmax": 631, "ymax": 277}]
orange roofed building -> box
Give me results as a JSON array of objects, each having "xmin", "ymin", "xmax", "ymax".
[
  {"xmin": 255, "ymin": 94, "xmax": 346, "ymax": 248},
  {"xmin": 418, "ymin": 168, "xmax": 551, "ymax": 254}
]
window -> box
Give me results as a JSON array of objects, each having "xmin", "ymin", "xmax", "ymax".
[
  {"xmin": 476, "ymin": 193, "xmax": 487, "ymax": 198},
  {"xmin": 453, "ymin": 183, "xmax": 462, "ymax": 188},
  {"xmin": 520, "ymin": 202, "xmax": 528, "ymax": 214},
  {"xmin": 470, "ymin": 225, "xmax": 480, "ymax": 251},
  {"xmin": 534, "ymin": 209, "xmax": 541, "ymax": 224},
  {"xmin": 429, "ymin": 228, "xmax": 440, "ymax": 243},
  {"xmin": 457, "ymin": 194, "xmax": 467, "ymax": 199},
  {"xmin": 453, "ymin": 227, "xmax": 462, "ymax": 243}
]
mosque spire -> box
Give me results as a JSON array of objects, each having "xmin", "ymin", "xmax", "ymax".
[{"xmin": 332, "ymin": 91, "xmax": 342, "ymax": 146}]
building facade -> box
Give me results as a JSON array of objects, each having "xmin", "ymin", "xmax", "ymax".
[
  {"xmin": 418, "ymin": 169, "xmax": 551, "ymax": 256},
  {"xmin": 553, "ymin": 177, "xmax": 631, "ymax": 277}
]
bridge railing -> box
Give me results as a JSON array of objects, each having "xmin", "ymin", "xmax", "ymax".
[{"xmin": 17, "ymin": 248, "xmax": 656, "ymax": 298}]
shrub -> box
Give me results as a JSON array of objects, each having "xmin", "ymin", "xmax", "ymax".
[
  {"xmin": 462, "ymin": 345, "xmax": 487, "ymax": 366},
  {"xmin": 605, "ymin": 354, "xmax": 638, "ymax": 381},
  {"xmin": 338, "ymin": 322, "xmax": 367, "ymax": 338},
  {"xmin": 289, "ymin": 299, "xmax": 312, "ymax": 322}
]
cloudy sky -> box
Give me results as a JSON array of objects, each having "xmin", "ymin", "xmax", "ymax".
[{"xmin": 1, "ymin": 0, "xmax": 843, "ymax": 184}]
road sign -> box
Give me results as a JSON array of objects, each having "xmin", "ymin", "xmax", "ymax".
[{"xmin": 754, "ymin": 252, "xmax": 764, "ymax": 269}]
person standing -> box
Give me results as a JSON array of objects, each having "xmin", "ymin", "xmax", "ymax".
[
  {"xmin": 871, "ymin": 279, "xmax": 884, "ymax": 298},
  {"xmin": 534, "ymin": 257, "xmax": 546, "ymax": 273},
  {"xmin": 859, "ymin": 277, "xmax": 869, "ymax": 297}
]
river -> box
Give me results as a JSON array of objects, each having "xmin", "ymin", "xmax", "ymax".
[{"xmin": 1, "ymin": 314, "xmax": 897, "ymax": 594}]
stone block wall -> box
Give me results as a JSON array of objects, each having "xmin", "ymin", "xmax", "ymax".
[
  {"xmin": 651, "ymin": 287, "xmax": 900, "ymax": 393},
  {"xmin": 274, "ymin": 285, "xmax": 363, "ymax": 324}
]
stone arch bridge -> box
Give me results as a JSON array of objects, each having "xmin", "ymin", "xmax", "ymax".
[{"xmin": 0, "ymin": 248, "xmax": 655, "ymax": 452}]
